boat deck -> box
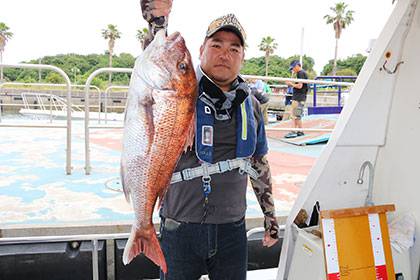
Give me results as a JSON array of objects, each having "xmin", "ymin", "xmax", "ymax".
[{"xmin": 0, "ymin": 114, "xmax": 335, "ymax": 233}]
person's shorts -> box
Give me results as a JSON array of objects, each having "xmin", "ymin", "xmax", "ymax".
[{"xmin": 290, "ymin": 100, "xmax": 305, "ymax": 120}]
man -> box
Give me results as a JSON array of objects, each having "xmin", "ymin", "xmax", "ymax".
[
  {"xmin": 141, "ymin": 3, "xmax": 279, "ymax": 280},
  {"xmin": 285, "ymin": 60, "xmax": 308, "ymax": 138}
]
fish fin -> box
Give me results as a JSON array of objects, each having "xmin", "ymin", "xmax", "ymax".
[
  {"xmin": 120, "ymin": 163, "xmax": 130, "ymax": 203},
  {"xmin": 141, "ymin": 98, "xmax": 155, "ymax": 154},
  {"xmin": 122, "ymin": 226, "xmax": 167, "ymax": 273},
  {"xmin": 183, "ymin": 116, "xmax": 196, "ymax": 152}
]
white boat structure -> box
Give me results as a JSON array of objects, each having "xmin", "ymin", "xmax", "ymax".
[
  {"xmin": 276, "ymin": 0, "xmax": 420, "ymax": 279},
  {"xmin": 19, "ymin": 92, "xmax": 124, "ymax": 121}
]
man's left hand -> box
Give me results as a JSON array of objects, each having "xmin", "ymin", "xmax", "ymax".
[{"xmin": 262, "ymin": 231, "xmax": 278, "ymax": 247}]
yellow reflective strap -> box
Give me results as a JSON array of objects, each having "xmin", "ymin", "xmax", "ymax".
[{"xmin": 241, "ymin": 102, "xmax": 247, "ymax": 140}]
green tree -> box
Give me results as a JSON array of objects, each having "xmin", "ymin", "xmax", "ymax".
[
  {"xmin": 322, "ymin": 54, "xmax": 366, "ymax": 75},
  {"xmin": 0, "ymin": 22, "xmax": 14, "ymax": 81},
  {"xmin": 241, "ymin": 55, "xmax": 316, "ymax": 80},
  {"xmin": 101, "ymin": 24, "xmax": 122, "ymax": 84},
  {"xmin": 4, "ymin": 53, "xmax": 135, "ymax": 88},
  {"xmin": 258, "ymin": 36, "xmax": 278, "ymax": 76},
  {"xmin": 136, "ymin": 28, "xmax": 149, "ymax": 50},
  {"xmin": 324, "ymin": 2, "xmax": 354, "ymax": 75},
  {"xmin": 45, "ymin": 72, "xmax": 65, "ymax": 84}
]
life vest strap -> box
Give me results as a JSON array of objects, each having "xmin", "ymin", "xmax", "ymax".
[{"xmin": 170, "ymin": 158, "xmax": 259, "ymax": 185}]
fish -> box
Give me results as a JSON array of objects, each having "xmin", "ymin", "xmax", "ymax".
[{"xmin": 120, "ymin": 29, "xmax": 197, "ymax": 273}]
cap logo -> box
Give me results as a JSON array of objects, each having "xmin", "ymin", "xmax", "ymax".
[{"xmin": 206, "ymin": 13, "xmax": 246, "ymax": 44}]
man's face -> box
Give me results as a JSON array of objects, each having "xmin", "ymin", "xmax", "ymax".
[{"xmin": 199, "ymin": 30, "xmax": 245, "ymax": 91}]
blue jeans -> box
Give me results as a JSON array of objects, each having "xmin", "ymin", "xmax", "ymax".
[{"xmin": 159, "ymin": 217, "xmax": 247, "ymax": 280}]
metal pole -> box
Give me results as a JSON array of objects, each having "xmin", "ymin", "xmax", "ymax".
[
  {"xmin": 92, "ymin": 239, "xmax": 99, "ymax": 280},
  {"xmin": 242, "ymin": 75, "xmax": 354, "ymax": 87},
  {"xmin": 49, "ymin": 95, "xmax": 53, "ymax": 123},
  {"xmin": 299, "ymin": 27, "xmax": 304, "ymax": 67},
  {"xmin": 84, "ymin": 68, "xmax": 132, "ymax": 175},
  {"xmin": 38, "ymin": 58, "xmax": 42, "ymax": 82},
  {"xmin": 338, "ymin": 78, "xmax": 342, "ymax": 106},
  {"xmin": 0, "ymin": 63, "xmax": 72, "ymax": 174},
  {"xmin": 0, "ymin": 51, "xmax": 3, "ymax": 81},
  {"xmin": 104, "ymin": 85, "xmax": 129, "ymax": 124}
]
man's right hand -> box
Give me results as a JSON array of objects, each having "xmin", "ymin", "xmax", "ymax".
[{"xmin": 141, "ymin": 0, "xmax": 173, "ymax": 23}]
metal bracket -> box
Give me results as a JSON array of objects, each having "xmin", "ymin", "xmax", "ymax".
[{"xmin": 381, "ymin": 60, "xmax": 404, "ymax": 74}]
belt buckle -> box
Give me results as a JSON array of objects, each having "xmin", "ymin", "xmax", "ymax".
[
  {"xmin": 182, "ymin": 168, "xmax": 192, "ymax": 180},
  {"xmin": 218, "ymin": 160, "xmax": 231, "ymax": 173}
]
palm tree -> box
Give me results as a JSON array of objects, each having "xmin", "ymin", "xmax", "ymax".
[
  {"xmin": 136, "ymin": 28, "xmax": 149, "ymax": 50},
  {"xmin": 324, "ymin": 2, "xmax": 354, "ymax": 75},
  {"xmin": 0, "ymin": 22, "xmax": 13, "ymax": 81},
  {"xmin": 258, "ymin": 36, "xmax": 278, "ymax": 76},
  {"xmin": 101, "ymin": 24, "xmax": 121, "ymax": 84}
]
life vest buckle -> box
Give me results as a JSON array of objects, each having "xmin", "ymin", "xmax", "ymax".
[{"xmin": 218, "ymin": 159, "xmax": 233, "ymax": 173}]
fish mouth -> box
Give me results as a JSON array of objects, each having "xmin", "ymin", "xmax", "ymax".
[{"xmin": 167, "ymin": 31, "xmax": 181, "ymax": 42}]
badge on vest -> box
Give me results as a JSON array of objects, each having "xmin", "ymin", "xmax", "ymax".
[
  {"xmin": 202, "ymin": 125, "xmax": 213, "ymax": 146},
  {"xmin": 204, "ymin": 106, "xmax": 211, "ymax": 114}
]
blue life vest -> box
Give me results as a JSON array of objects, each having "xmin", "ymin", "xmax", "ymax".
[{"xmin": 195, "ymin": 95, "xmax": 268, "ymax": 164}]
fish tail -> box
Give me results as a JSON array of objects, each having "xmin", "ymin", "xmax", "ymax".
[{"xmin": 122, "ymin": 226, "xmax": 167, "ymax": 273}]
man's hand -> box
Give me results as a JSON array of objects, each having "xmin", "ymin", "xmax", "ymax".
[
  {"xmin": 141, "ymin": 0, "xmax": 172, "ymax": 22},
  {"xmin": 263, "ymin": 231, "xmax": 278, "ymax": 247},
  {"xmin": 151, "ymin": 0, "xmax": 172, "ymax": 17},
  {"xmin": 263, "ymin": 213, "xmax": 279, "ymax": 247},
  {"xmin": 286, "ymin": 81, "xmax": 293, "ymax": 87},
  {"xmin": 140, "ymin": 0, "xmax": 173, "ymax": 49}
]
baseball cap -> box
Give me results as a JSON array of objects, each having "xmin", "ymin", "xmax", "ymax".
[
  {"xmin": 289, "ymin": 60, "xmax": 301, "ymax": 71},
  {"xmin": 205, "ymin": 13, "xmax": 246, "ymax": 46}
]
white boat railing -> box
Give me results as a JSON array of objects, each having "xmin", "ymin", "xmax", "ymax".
[
  {"xmin": 0, "ymin": 82, "xmax": 103, "ymax": 123},
  {"xmin": 0, "ymin": 66, "xmax": 356, "ymax": 177},
  {"xmin": 0, "ymin": 64, "xmax": 73, "ymax": 175},
  {"xmin": 103, "ymin": 85, "xmax": 129, "ymax": 124},
  {"xmin": 20, "ymin": 92, "xmax": 84, "ymax": 122},
  {"xmin": 84, "ymin": 68, "xmax": 132, "ymax": 175},
  {"xmin": 81, "ymin": 72, "xmax": 354, "ymax": 175}
]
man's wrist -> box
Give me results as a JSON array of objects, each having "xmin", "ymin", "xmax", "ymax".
[{"xmin": 264, "ymin": 214, "xmax": 279, "ymax": 239}]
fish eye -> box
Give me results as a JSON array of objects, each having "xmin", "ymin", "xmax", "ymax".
[{"xmin": 178, "ymin": 62, "xmax": 187, "ymax": 72}]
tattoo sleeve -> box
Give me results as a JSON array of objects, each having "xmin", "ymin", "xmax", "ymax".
[
  {"xmin": 250, "ymin": 155, "xmax": 279, "ymax": 239},
  {"xmin": 140, "ymin": 0, "xmax": 169, "ymax": 49}
]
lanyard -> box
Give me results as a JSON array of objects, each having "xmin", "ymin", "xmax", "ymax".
[{"xmin": 201, "ymin": 165, "xmax": 212, "ymax": 223}]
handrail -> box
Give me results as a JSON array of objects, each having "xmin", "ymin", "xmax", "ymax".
[
  {"xmin": 103, "ymin": 85, "xmax": 129, "ymax": 124},
  {"xmin": 312, "ymin": 76, "xmax": 357, "ymax": 107},
  {"xmin": 242, "ymin": 74, "xmax": 355, "ymax": 87},
  {"xmin": 0, "ymin": 82, "xmax": 102, "ymax": 122},
  {"xmin": 82, "ymin": 72, "xmax": 353, "ymax": 175},
  {"xmin": 84, "ymin": 68, "xmax": 132, "ymax": 175},
  {"xmin": 0, "ymin": 64, "xmax": 73, "ymax": 174}
]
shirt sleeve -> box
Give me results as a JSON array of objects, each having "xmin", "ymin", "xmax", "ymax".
[{"xmin": 250, "ymin": 155, "xmax": 279, "ymax": 239}]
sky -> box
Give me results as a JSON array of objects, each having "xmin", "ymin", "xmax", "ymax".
[{"xmin": 0, "ymin": 0, "xmax": 395, "ymax": 74}]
